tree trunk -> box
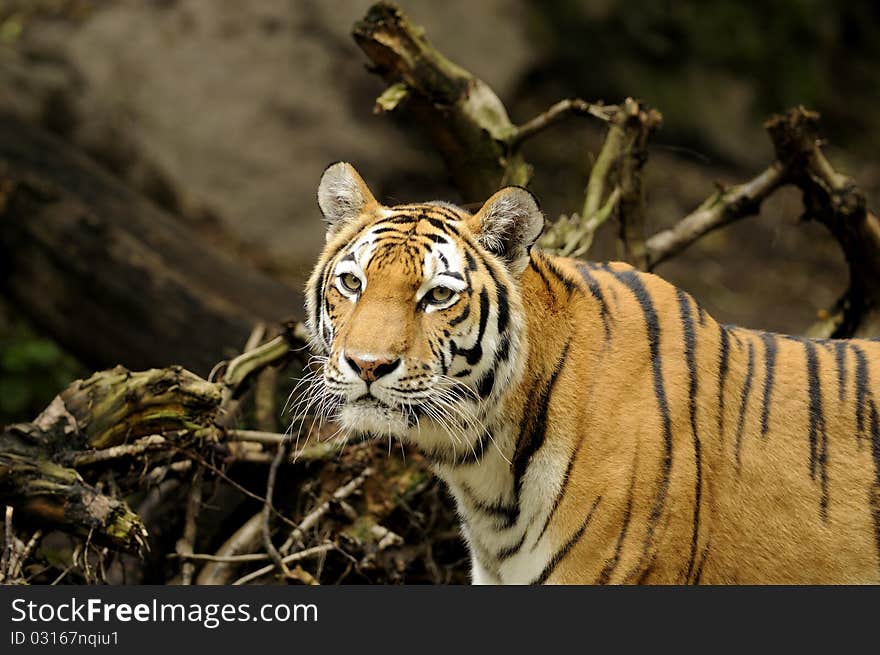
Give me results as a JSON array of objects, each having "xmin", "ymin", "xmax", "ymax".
[{"xmin": 0, "ymin": 115, "xmax": 302, "ymax": 376}]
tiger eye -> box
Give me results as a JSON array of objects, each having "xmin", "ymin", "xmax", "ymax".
[
  {"xmin": 427, "ymin": 286, "xmax": 454, "ymax": 304},
  {"xmin": 340, "ymin": 273, "xmax": 361, "ymax": 293}
]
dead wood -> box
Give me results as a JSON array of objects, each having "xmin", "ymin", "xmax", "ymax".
[{"xmin": 0, "ymin": 115, "xmax": 302, "ymax": 376}]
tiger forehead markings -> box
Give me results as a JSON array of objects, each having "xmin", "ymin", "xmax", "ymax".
[{"xmin": 304, "ymin": 161, "xmax": 880, "ymax": 584}]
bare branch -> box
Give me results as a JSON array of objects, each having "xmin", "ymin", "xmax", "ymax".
[
  {"xmin": 177, "ymin": 467, "xmax": 203, "ymax": 585},
  {"xmin": 174, "ymin": 552, "xmax": 272, "ymax": 564},
  {"xmin": 513, "ymin": 99, "xmax": 616, "ymax": 148},
  {"xmin": 612, "ymin": 98, "xmax": 663, "ymax": 269},
  {"xmin": 262, "ymin": 440, "xmax": 291, "ymax": 578},
  {"xmin": 196, "ymin": 511, "xmax": 264, "ymax": 585},
  {"xmin": 766, "ymin": 106, "xmax": 880, "ymax": 337},
  {"xmin": 230, "ymin": 544, "xmax": 335, "ymax": 586},
  {"xmin": 645, "ymin": 162, "xmax": 787, "ymax": 268},
  {"xmin": 540, "ymin": 99, "xmax": 660, "ymax": 262},
  {"xmin": 68, "ymin": 435, "xmax": 168, "ymax": 467},
  {"xmin": 353, "ymin": 2, "xmax": 529, "ymax": 199},
  {"xmin": 280, "ymin": 467, "xmax": 374, "ymax": 554}
]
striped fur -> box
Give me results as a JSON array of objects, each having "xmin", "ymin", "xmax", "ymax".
[{"xmin": 304, "ymin": 163, "xmax": 880, "ymax": 584}]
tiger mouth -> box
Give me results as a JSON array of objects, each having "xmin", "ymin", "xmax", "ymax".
[{"xmin": 351, "ymin": 394, "xmax": 395, "ymax": 410}]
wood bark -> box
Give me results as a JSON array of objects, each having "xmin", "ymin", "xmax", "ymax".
[
  {"xmin": 0, "ymin": 366, "xmax": 225, "ymax": 553},
  {"xmin": 353, "ymin": 2, "xmax": 531, "ymax": 201},
  {"xmin": 0, "ymin": 115, "xmax": 302, "ymax": 376},
  {"xmin": 766, "ymin": 108, "xmax": 880, "ymax": 337}
]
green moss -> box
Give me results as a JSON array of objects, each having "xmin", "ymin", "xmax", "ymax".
[{"xmin": 0, "ymin": 310, "xmax": 84, "ymax": 426}]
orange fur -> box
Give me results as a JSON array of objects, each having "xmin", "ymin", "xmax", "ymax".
[{"xmin": 305, "ymin": 163, "xmax": 880, "ymax": 584}]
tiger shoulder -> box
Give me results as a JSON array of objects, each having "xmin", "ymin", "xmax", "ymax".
[{"xmin": 303, "ymin": 162, "xmax": 880, "ymax": 584}]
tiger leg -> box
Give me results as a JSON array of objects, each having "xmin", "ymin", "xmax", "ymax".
[{"xmin": 470, "ymin": 554, "xmax": 501, "ymax": 585}]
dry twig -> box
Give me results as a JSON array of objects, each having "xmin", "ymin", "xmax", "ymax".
[
  {"xmin": 177, "ymin": 467, "xmax": 204, "ymax": 585},
  {"xmin": 280, "ymin": 467, "xmax": 375, "ymax": 554},
  {"xmin": 231, "ymin": 544, "xmax": 335, "ymax": 586}
]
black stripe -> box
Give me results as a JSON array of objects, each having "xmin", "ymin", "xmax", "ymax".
[
  {"xmin": 868, "ymin": 399, "xmax": 880, "ymax": 564},
  {"xmin": 428, "ymin": 339, "xmax": 446, "ymax": 376},
  {"xmin": 368, "ymin": 226, "xmax": 405, "ymax": 236},
  {"xmin": 693, "ymin": 540, "xmax": 711, "ymax": 584},
  {"xmin": 759, "ymin": 332, "xmax": 778, "ymax": 439},
  {"xmin": 833, "ymin": 340, "xmax": 848, "ymax": 402},
  {"xmin": 729, "ymin": 329, "xmax": 744, "ymax": 350},
  {"xmin": 495, "ymin": 331, "xmax": 511, "ymax": 365},
  {"xmin": 496, "ymin": 532, "xmax": 527, "ymax": 561},
  {"xmin": 494, "ymin": 277, "xmax": 510, "ymax": 335},
  {"xmin": 717, "ymin": 326, "xmax": 731, "ymax": 438},
  {"xmin": 529, "ymin": 255, "xmax": 554, "ymax": 297},
  {"xmin": 448, "ymin": 302, "xmax": 471, "ymax": 327},
  {"xmin": 453, "ymin": 430, "xmax": 493, "ymax": 466},
  {"xmin": 425, "ymin": 206, "xmax": 465, "ymax": 225},
  {"xmin": 311, "ymin": 260, "xmax": 329, "ymax": 346},
  {"xmin": 804, "ymin": 340, "xmax": 829, "ymax": 519},
  {"xmin": 459, "ymin": 482, "xmax": 518, "ymax": 528},
  {"xmin": 476, "ymin": 368, "xmax": 495, "ymax": 399},
  {"xmin": 734, "ymin": 340, "xmax": 756, "ymax": 470},
  {"xmin": 510, "ymin": 339, "xmax": 573, "ymax": 525},
  {"xmin": 677, "ymin": 289, "xmax": 702, "ymax": 583},
  {"xmin": 425, "ymin": 216, "xmax": 449, "ymax": 231},
  {"xmin": 597, "ymin": 473, "xmax": 636, "ymax": 584},
  {"xmin": 853, "ymin": 344, "xmax": 870, "ymax": 435},
  {"xmin": 314, "ymin": 237, "xmax": 350, "ymax": 350},
  {"xmin": 540, "ymin": 256, "xmax": 576, "ymax": 295},
  {"xmin": 533, "ymin": 437, "xmax": 585, "ymax": 548},
  {"xmin": 576, "ymin": 264, "xmax": 612, "ymax": 340},
  {"xmin": 464, "ymin": 249, "xmax": 478, "ymax": 272},
  {"xmin": 384, "ymin": 214, "xmax": 419, "ymax": 225},
  {"xmin": 532, "ymin": 496, "xmax": 602, "ymax": 585},
  {"xmin": 612, "ymin": 269, "xmax": 673, "ymax": 572},
  {"xmin": 451, "ymin": 288, "xmax": 489, "ymax": 366},
  {"xmin": 471, "ymin": 245, "xmax": 511, "ymax": 337}
]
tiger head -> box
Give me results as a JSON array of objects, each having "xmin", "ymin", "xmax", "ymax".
[{"xmin": 303, "ymin": 163, "xmax": 544, "ymax": 459}]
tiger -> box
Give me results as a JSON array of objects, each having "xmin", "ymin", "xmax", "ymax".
[{"xmin": 303, "ymin": 161, "xmax": 880, "ymax": 584}]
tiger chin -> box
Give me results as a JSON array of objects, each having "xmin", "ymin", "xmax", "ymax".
[{"xmin": 304, "ymin": 161, "xmax": 880, "ymax": 585}]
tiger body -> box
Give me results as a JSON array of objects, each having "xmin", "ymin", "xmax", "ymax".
[{"xmin": 305, "ymin": 162, "xmax": 880, "ymax": 584}]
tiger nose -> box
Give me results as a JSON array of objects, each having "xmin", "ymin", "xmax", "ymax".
[{"xmin": 344, "ymin": 352, "xmax": 401, "ymax": 383}]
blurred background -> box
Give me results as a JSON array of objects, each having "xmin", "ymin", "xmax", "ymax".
[{"xmin": 2, "ymin": 0, "xmax": 879, "ymax": 424}]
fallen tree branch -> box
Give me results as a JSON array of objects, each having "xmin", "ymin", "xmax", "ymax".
[
  {"xmin": 0, "ymin": 116, "xmax": 302, "ymax": 375},
  {"xmin": 0, "ymin": 450, "xmax": 148, "ymax": 554},
  {"xmin": 645, "ymin": 162, "xmax": 787, "ymax": 268}
]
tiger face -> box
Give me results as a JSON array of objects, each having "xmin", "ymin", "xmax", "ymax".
[{"xmin": 304, "ymin": 163, "xmax": 544, "ymax": 459}]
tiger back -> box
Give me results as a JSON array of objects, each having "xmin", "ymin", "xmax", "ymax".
[{"xmin": 304, "ymin": 162, "xmax": 880, "ymax": 584}]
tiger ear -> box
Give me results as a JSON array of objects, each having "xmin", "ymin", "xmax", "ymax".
[
  {"xmin": 317, "ymin": 162, "xmax": 378, "ymax": 240},
  {"xmin": 469, "ymin": 186, "xmax": 544, "ymax": 275}
]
